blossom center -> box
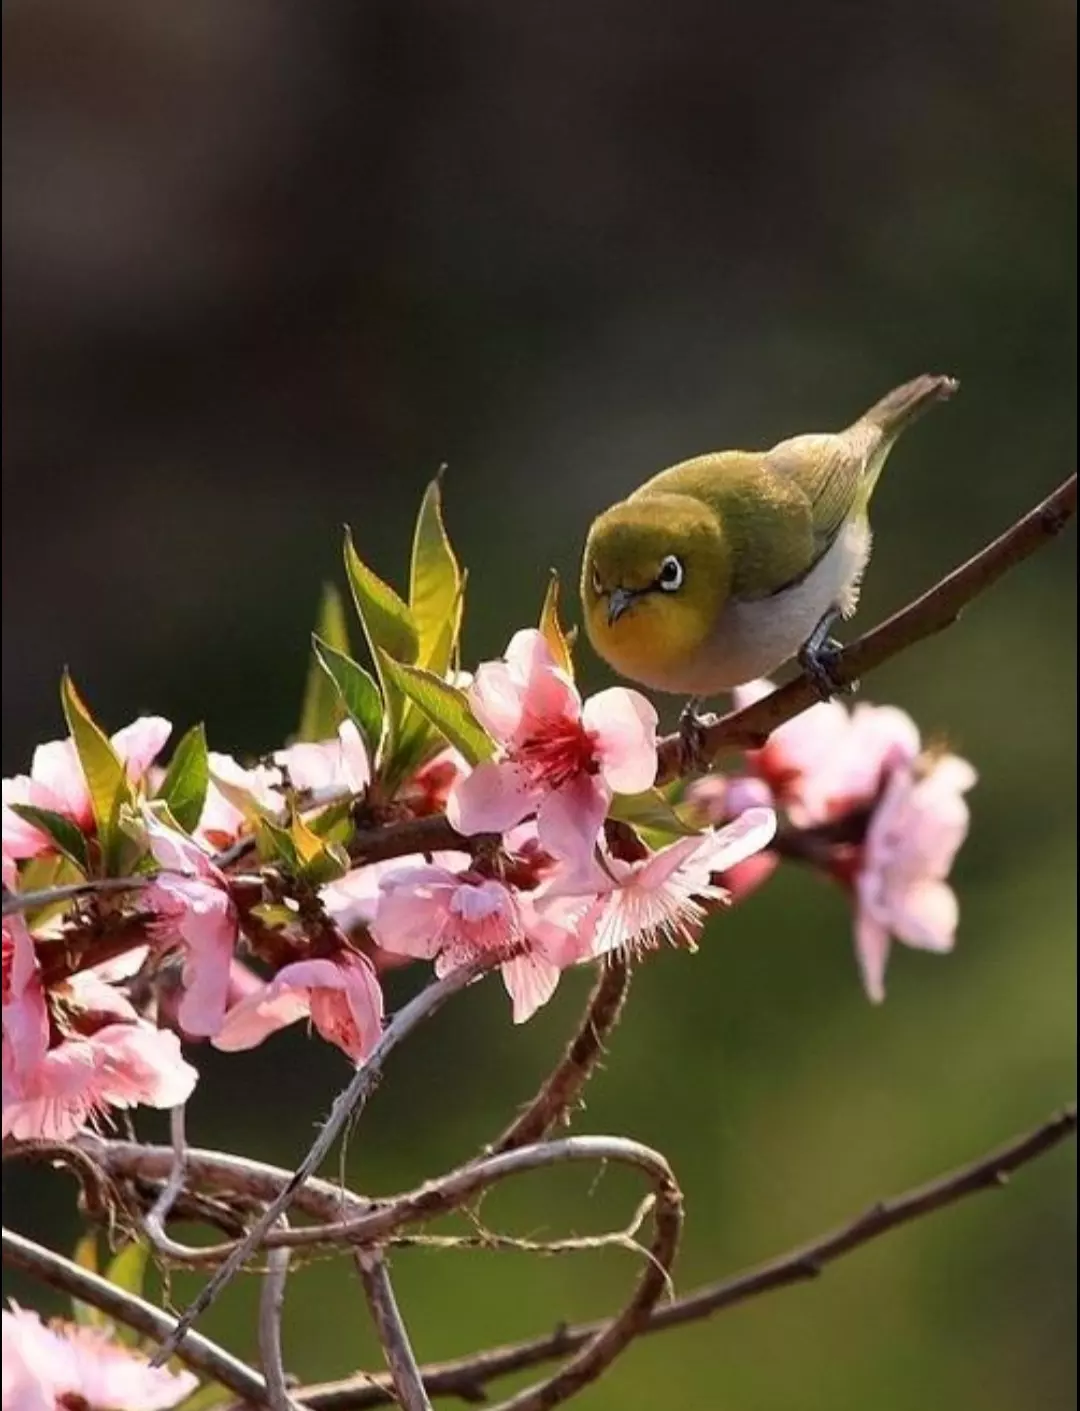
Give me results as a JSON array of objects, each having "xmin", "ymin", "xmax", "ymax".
[{"xmin": 512, "ymin": 717, "xmax": 598, "ymax": 790}]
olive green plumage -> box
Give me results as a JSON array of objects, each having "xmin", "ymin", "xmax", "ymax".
[{"xmin": 581, "ymin": 374, "xmax": 958, "ymax": 696}]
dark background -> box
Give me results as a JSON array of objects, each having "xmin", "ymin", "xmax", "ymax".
[{"xmin": 3, "ymin": 2, "xmax": 1076, "ymax": 1408}]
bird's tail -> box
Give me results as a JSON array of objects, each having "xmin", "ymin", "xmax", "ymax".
[
  {"xmin": 860, "ymin": 373, "xmax": 960, "ymax": 441},
  {"xmin": 850, "ymin": 373, "xmax": 959, "ymax": 500}
]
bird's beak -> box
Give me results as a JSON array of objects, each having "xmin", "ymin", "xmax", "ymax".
[{"xmin": 606, "ymin": 587, "xmax": 637, "ymax": 626}]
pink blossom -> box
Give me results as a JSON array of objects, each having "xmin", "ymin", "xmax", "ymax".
[
  {"xmin": 145, "ymin": 819, "xmax": 238, "ymax": 1037},
  {"xmin": 275, "ymin": 720, "xmax": 370, "ymax": 801},
  {"xmin": 2, "ymin": 917, "xmax": 49, "ymax": 1102},
  {"xmin": 2, "ymin": 1305, "xmax": 197, "ymax": 1411},
  {"xmin": 854, "ymin": 752, "xmax": 977, "ymax": 1003},
  {"xmin": 734, "ymin": 681, "xmax": 920, "ymax": 825},
  {"xmin": 214, "ymin": 953, "xmax": 383, "ymax": 1062},
  {"xmin": 541, "ymin": 808, "xmax": 778, "ymax": 958},
  {"xmin": 685, "ymin": 775, "xmax": 780, "ymax": 902},
  {"xmin": 373, "ymin": 864, "xmax": 564, "ymax": 1023},
  {"xmin": 2, "ymin": 717, "xmax": 171, "ymax": 863},
  {"xmin": 195, "ymin": 752, "xmax": 284, "ymax": 850},
  {"xmin": 448, "ymin": 630, "xmax": 658, "ymax": 872}
]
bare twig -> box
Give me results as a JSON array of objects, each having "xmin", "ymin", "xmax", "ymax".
[
  {"xmin": 2, "ymin": 875, "xmax": 151, "ymax": 917},
  {"xmin": 1, "ymin": 1226, "xmax": 270, "ymax": 1406},
  {"xmin": 487, "ymin": 957, "xmax": 631, "ymax": 1156},
  {"xmin": 355, "ymin": 1249, "xmax": 433, "ymax": 1411},
  {"xmin": 153, "ymin": 959, "xmax": 494, "ymax": 1363},
  {"xmin": 141, "ymin": 1105, "xmax": 203, "ymax": 1263},
  {"xmin": 259, "ymin": 1219, "xmax": 301, "ymax": 1411},
  {"xmin": 293, "ymin": 1104, "xmax": 1076, "ymax": 1409},
  {"xmin": 654, "ymin": 473, "xmax": 1078, "ymax": 774}
]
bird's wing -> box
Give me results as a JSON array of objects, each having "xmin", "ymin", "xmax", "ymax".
[{"xmin": 764, "ymin": 432, "xmax": 868, "ymax": 554}]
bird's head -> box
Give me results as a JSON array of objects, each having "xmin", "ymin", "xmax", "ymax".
[{"xmin": 580, "ymin": 492, "xmax": 731, "ymax": 692}]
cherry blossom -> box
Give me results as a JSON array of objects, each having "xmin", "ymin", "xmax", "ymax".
[
  {"xmin": 145, "ymin": 819, "xmax": 238, "ymax": 1038},
  {"xmin": 214, "ymin": 952, "xmax": 384, "ymax": 1061},
  {"xmin": 373, "ymin": 863, "xmax": 568, "ymax": 1023},
  {"xmin": 854, "ymin": 752, "xmax": 977, "ymax": 1003},
  {"xmin": 195, "ymin": 752, "xmax": 284, "ymax": 851},
  {"xmin": 275, "ymin": 719, "xmax": 370, "ymax": 802},
  {"xmin": 2, "ymin": 1306, "xmax": 197, "ymax": 1411},
  {"xmin": 540, "ymin": 807, "xmax": 778, "ymax": 958},
  {"xmin": 448, "ymin": 630, "xmax": 658, "ymax": 874}
]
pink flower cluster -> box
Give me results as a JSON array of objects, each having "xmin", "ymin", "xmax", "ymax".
[
  {"xmin": 2, "ymin": 1306, "xmax": 196, "ymax": 1411},
  {"xmin": 689, "ymin": 681, "xmax": 976, "ymax": 1002},
  {"xmin": 1, "ymin": 633, "xmax": 975, "ymax": 1146}
]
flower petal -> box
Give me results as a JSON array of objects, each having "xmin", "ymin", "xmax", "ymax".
[
  {"xmin": 584, "ymin": 688, "xmax": 659, "ymax": 794},
  {"xmin": 447, "ymin": 760, "xmax": 535, "ymax": 837},
  {"xmin": 501, "ymin": 951, "xmax": 562, "ymax": 1024},
  {"xmin": 537, "ymin": 775, "xmax": 609, "ymax": 875}
]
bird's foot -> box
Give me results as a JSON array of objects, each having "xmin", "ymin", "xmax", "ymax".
[
  {"xmin": 798, "ymin": 610, "xmax": 857, "ymax": 700},
  {"xmin": 678, "ymin": 698, "xmax": 719, "ymax": 775}
]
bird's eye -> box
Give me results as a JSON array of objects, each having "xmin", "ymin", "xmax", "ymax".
[
  {"xmin": 590, "ymin": 565, "xmax": 604, "ymax": 596},
  {"xmin": 656, "ymin": 554, "xmax": 684, "ymax": 592}
]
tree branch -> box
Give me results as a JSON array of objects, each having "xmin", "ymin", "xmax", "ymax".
[
  {"xmin": 486, "ymin": 957, "xmax": 631, "ymax": 1156},
  {"xmin": 293, "ymin": 1104, "xmax": 1076, "ymax": 1409},
  {"xmin": 355, "ymin": 1249, "xmax": 434, "ymax": 1411},
  {"xmin": 1, "ymin": 1226, "xmax": 270, "ymax": 1406},
  {"xmin": 655, "ymin": 473, "xmax": 1077, "ymax": 774},
  {"xmin": 152, "ymin": 959, "xmax": 494, "ymax": 1364}
]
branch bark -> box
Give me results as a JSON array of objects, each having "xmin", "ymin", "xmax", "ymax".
[
  {"xmin": 355, "ymin": 1249, "xmax": 434, "ymax": 1411},
  {"xmin": 292, "ymin": 1104, "xmax": 1076, "ymax": 1409}
]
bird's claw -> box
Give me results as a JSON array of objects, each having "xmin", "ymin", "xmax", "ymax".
[
  {"xmin": 798, "ymin": 635, "xmax": 857, "ymax": 701},
  {"xmin": 678, "ymin": 699, "xmax": 719, "ymax": 775}
]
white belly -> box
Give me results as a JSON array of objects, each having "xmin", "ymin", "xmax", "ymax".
[{"xmin": 678, "ymin": 515, "xmax": 872, "ymax": 694}]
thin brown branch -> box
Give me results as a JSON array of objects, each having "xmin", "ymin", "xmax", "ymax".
[
  {"xmin": 2, "ymin": 875, "xmax": 151, "ymax": 918},
  {"xmin": 487, "ymin": 957, "xmax": 631, "ymax": 1156},
  {"xmin": 355, "ymin": 1249, "xmax": 434, "ymax": 1411},
  {"xmin": 655, "ymin": 473, "xmax": 1077, "ymax": 774},
  {"xmin": 1, "ymin": 1226, "xmax": 270, "ymax": 1406},
  {"xmin": 258, "ymin": 1219, "xmax": 301, "ymax": 1411},
  {"xmin": 153, "ymin": 959, "xmax": 494, "ymax": 1364},
  {"xmin": 294, "ymin": 1104, "xmax": 1076, "ymax": 1409}
]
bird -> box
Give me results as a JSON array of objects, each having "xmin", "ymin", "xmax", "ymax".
[{"xmin": 580, "ymin": 373, "xmax": 959, "ymax": 759}]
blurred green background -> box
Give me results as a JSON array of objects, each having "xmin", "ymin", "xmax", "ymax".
[{"xmin": 3, "ymin": 1, "xmax": 1075, "ymax": 1407}]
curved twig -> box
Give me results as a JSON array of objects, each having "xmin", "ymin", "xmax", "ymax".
[
  {"xmin": 1, "ymin": 1226, "xmax": 270, "ymax": 1405},
  {"xmin": 292, "ymin": 1104, "xmax": 1076, "ymax": 1408},
  {"xmin": 487, "ymin": 957, "xmax": 631, "ymax": 1156},
  {"xmin": 259, "ymin": 1218, "xmax": 301, "ymax": 1411},
  {"xmin": 153, "ymin": 960, "xmax": 494, "ymax": 1363}
]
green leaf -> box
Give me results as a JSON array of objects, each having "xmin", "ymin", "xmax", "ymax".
[
  {"xmin": 156, "ymin": 724, "xmax": 210, "ymax": 834},
  {"xmin": 607, "ymin": 788, "xmax": 698, "ymax": 844},
  {"xmin": 343, "ymin": 528, "xmax": 419, "ymax": 764},
  {"xmin": 254, "ymin": 816, "xmax": 301, "ymax": 871},
  {"xmin": 9, "ymin": 804, "xmax": 90, "ymax": 874},
  {"xmin": 71, "ymin": 1233, "xmax": 110, "ymax": 1328},
  {"xmin": 311, "ymin": 637, "xmax": 383, "ymax": 759},
  {"xmin": 104, "ymin": 1239, "xmax": 150, "ymax": 1297},
  {"xmin": 539, "ymin": 570, "xmax": 575, "ymax": 679},
  {"xmin": 409, "ymin": 473, "xmax": 464, "ymax": 676},
  {"xmin": 60, "ymin": 672, "xmax": 133, "ymax": 873},
  {"xmin": 307, "ymin": 798, "xmax": 355, "ymax": 846},
  {"xmin": 377, "ymin": 653, "xmax": 495, "ymax": 767},
  {"xmin": 289, "ymin": 808, "xmax": 350, "ymax": 886},
  {"xmin": 298, "ymin": 585, "xmax": 351, "ymax": 743}
]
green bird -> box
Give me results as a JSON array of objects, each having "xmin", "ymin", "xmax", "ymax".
[{"xmin": 580, "ymin": 374, "xmax": 958, "ymax": 720}]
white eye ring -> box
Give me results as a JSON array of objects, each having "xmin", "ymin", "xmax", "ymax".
[
  {"xmin": 590, "ymin": 565, "xmax": 604, "ymax": 595},
  {"xmin": 657, "ymin": 554, "xmax": 684, "ymax": 592}
]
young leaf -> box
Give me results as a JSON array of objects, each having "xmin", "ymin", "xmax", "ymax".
[
  {"xmin": 298, "ymin": 585, "xmax": 351, "ymax": 743},
  {"xmin": 539, "ymin": 571, "xmax": 575, "ymax": 679},
  {"xmin": 104, "ymin": 1240, "xmax": 150, "ymax": 1297},
  {"xmin": 607, "ymin": 788, "xmax": 698, "ymax": 843},
  {"xmin": 254, "ymin": 815, "xmax": 302, "ymax": 871},
  {"xmin": 409, "ymin": 474, "xmax": 464, "ymax": 676},
  {"xmin": 307, "ymin": 797, "xmax": 355, "ymax": 845},
  {"xmin": 288, "ymin": 808, "xmax": 350, "ymax": 886},
  {"xmin": 60, "ymin": 671, "xmax": 132, "ymax": 873},
  {"xmin": 311, "ymin": 637, "xmax": 383, "ymax": 758},
  {"xmin": 156, "ymin": 724, "xmax": 210, "ymax": 834},
  {"xmin": 377, "ymin": 653, "xmax": 494, "ymax": 766},
  {"xmin": 343, "ymin": 527, "xmax": 419, "ymax": 764},
  {"xmin": 343, "ymin": 529, "xmax": 418, "ymax": 666},
  {"xmin": 71, "ymin": 1233, "xmax": 109, "ymax": 1328},
  {"xmin": 9, "ymin": 804, "xmax": 90, "ymax": 874}
]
